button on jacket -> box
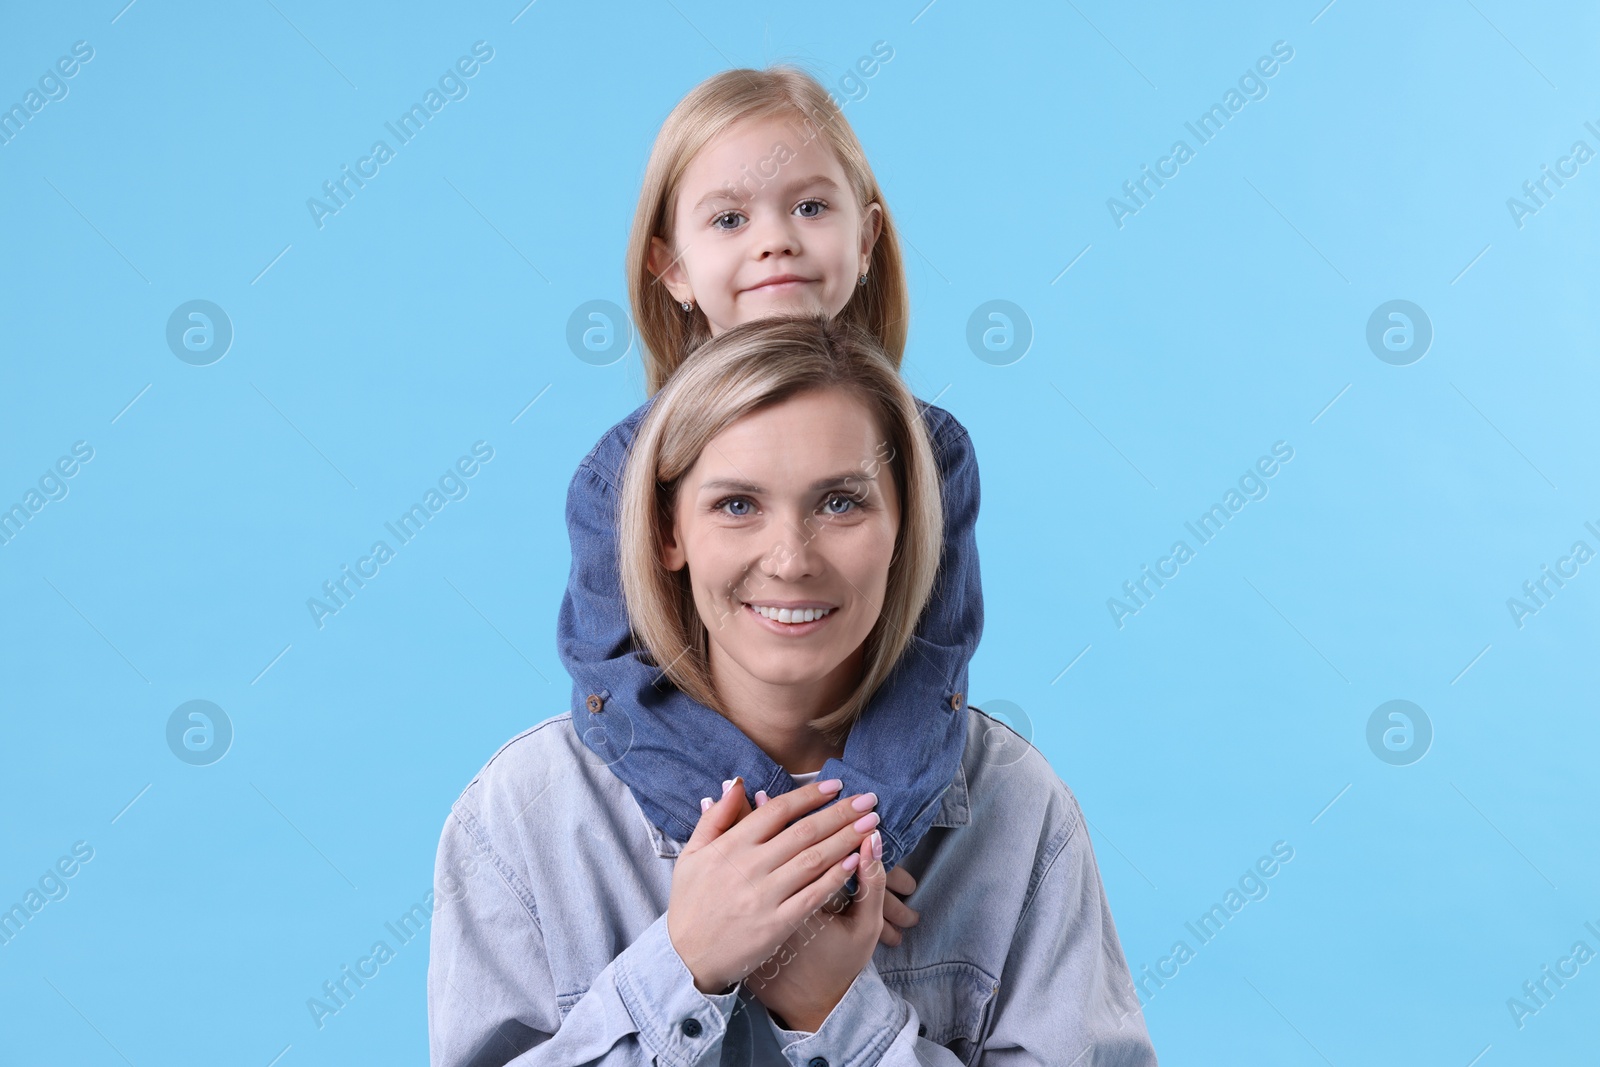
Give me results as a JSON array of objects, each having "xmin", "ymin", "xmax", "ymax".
[
  {"xmin": 427, "ymin": 705, "xmax": 1159, "ymax": 1066},
  {"xmin": 555, "ymin": 394, "xmax": 984, "ymax": 875}
]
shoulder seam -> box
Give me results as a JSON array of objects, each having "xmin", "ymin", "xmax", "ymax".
[
  {"xmin": 577, "ymin": 448, "xmax": 622, "ymax": 496},
  {"xmin": 576, "ymin": 397, "xmax": 655, "ymax": 494},
  {"xmin": 448, "ymin": 802, "xmax": 544, "ymax": 934},
  {"xmin": 1015, "ymin": 791, "xmax": 1082, "ymax": 930},
  {"xmin": 467, "ymin": 713, "xmax": 576, "ymax": 783},
  {"xmin": 966, "ymin": 706, "xmax": 1082, "ymax": 928},
  {"xmin": 446, "ymin": 714, "xmax": 589, "ymax": 936}
]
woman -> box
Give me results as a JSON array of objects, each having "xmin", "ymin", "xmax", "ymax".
[{"xmin": 427, "ymin": 314, "xmax": 1158, "ymax": 1065}]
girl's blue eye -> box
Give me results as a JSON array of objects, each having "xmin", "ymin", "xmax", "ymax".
[{"xmin": 712, "ymin": 200, "xmax": 825, "ymax": 230}]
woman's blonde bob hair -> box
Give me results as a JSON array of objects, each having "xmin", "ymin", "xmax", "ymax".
[
  {"xmin": 618, "ymin": 313, "xmax": 942, "ymax": 745},
  {"xmin": 626, "ymin": 65, "xmax": 910, "ymax": 397}
]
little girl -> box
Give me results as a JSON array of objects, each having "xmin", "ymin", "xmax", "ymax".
[{"xmin": 556, "ymin": 65, "xmax": 981, "ymax": 893}]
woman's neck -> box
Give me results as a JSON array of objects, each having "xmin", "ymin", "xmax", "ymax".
[{"xmin": 707, "ymin": 646, "xmax": 856, "ymax": 775}]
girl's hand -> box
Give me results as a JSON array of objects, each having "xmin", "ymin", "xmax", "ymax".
[
  {"xmin": 665, "ymin": 777, "xmax": 882, "ymax": 994},
  {"xmin": 743, "ymin": 830, "xmax": 889, "ymax": 1033},
  {"xmin": 880, "ymin": 864, "xmax": 920, "ymax": 946},
  {"xmin": 756, "ymin": 788, "xmax": 920, "ymax": 947}
]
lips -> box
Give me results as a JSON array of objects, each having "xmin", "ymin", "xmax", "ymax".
[
  {"xmin": 745, "ymin": 275, "xmax": 813, "ymax": 292},
  {"xmin": 748, "ymin": 603, "xmax": 835, "ymax": 624},
  {"xmin": 741, "ymin": 600, "xmax": 838, "ymax": 635}
]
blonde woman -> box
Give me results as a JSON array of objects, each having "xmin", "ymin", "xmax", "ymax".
[{"xmin": 428, "ymin": 314, "xmax": 1157, "ymax": 1065}]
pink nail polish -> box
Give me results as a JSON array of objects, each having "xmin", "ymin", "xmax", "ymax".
[
  {"xmin": 853, "ymin": 811, "xmax": 879, "ymax": 833},
  {"xmin": 818, "ymin": 778, "xmax": 843, "ymax": 793},
  {"xmin": 871, "ymin": 830, "xmax": 882, "ymax": 859},
  {"xmin": 755, "ymin": 790, "xmax": 768, "ymax": 806},
  {"xmin": 701, "ymin": 797, "xmax": 712, "ymax": 812},
  {"xmin": 851, "ymin": 792, "xmax": 878, "ymax": 812}
]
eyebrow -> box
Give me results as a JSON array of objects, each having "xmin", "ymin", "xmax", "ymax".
[
  {"xmin": 698, "ymin": 470, "xmax": 875, "ymax": 494},
  {"xmin": 692, "ymin": 174, "xmax": 841, "ymax": 212}
]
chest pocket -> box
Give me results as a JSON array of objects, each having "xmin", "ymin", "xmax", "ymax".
[{"xmin": 879, "ymin": 960, "xmax": 999, "ymax": 1065}]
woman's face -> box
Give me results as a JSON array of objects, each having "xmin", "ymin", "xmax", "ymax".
[
  {"xmin": 648, "ymin": 113, "xmax": 883, "ymax": 338},
  {"xmin": 660, "ymin": 386, "xmax": 900, "ymax": 697}
]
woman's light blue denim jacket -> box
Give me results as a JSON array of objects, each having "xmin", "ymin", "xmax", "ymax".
[
  {"xmin": 427, "ymin": 704, "xmax": 1160, "ymax": 1066},
  {"xmin": 556, "ymin": 395, "xmax": 982, "ymax": 880}
]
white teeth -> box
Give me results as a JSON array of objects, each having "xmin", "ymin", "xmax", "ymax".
[{"xmin": 750, "ymin": 604, "xmax": 834, "ymax": 624}]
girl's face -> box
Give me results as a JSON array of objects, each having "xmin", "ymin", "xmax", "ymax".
[
  {"xmin": 649, "ymin": 114, "xmax": 883, "ymax": 337},
  {"xmin": 660, "ymin": 386, "xmax": 900, "ymax": 699}
]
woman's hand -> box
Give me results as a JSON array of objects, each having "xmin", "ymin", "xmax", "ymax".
[
  {"xmin": 665, "ymin": 777, "xmax": 882, "ymax": 995},
  {"xmin": 743, "ymin": 829, "xmax": 888, "ymax": 1033},
  {"xmin": 756, "ymin": 788, "xmax": 920, "ymax": 946}
]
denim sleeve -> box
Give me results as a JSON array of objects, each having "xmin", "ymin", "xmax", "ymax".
[
  {"xmin": 427, "ymin": 805, "xmax": 745, "ymax": 1066},
  {"xmin": 557, "ymin": 427, "xmax": 644, "ymax": 674},
  {"xmin": 976, "ymin": 797, "xmax": 1158, "ymax": 1065},
  {"xmin": 767, "ymin": 794, "xmax": 1158, "ymax": 1066},
  {"xmin": 909, "ymin": 402, "xmax": 985, "ymax": 693},
  {"xmin": 861, "ymin": 401, "xmax": 985, "ymax": 713},
  {"xmin": 766, "ymin": 959, "xmax": 965, "ymax": 1066}
]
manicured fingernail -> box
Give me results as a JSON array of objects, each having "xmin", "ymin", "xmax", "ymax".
[
  {"xmin": 755, "ymin": 790, "xmax": 768, "ymax": 806},
  {"xmin": 722, "ymin": 779, "xmax": 733, "ymax": 794},
  {"xmin": 871, "ymin": 830, "xmax": 882, "ymax": 859},
  {"xmin": 701, "ymin": 797, "xmax": 712, "ymax": 812},
  {"xmin": 818, "ymin": 778, "xmax": 843, "ymax": 793},
  {"xmin": 853, "ymin": 811, "xmax": 879, "ymax": 833},
  {"xmin": 851, "ymin": 792, "xmax": 878, "ymax": 812},
  {"xmin": 841, "ymin": 852, "xmax": 861, "ymax": 872}
]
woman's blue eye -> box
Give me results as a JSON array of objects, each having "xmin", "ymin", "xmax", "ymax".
[
  {"xmin": 824, "ymin": 493, "xmax": 861, "ymax": 515},
  {"xmin": 715, "ymin": 494, "xmax": 860, "ymax": 517}
]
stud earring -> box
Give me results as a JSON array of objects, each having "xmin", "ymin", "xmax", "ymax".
[
  {"xmin": 858, "ymin": 273, "xmax": 868, "ymax": 286},
  {"xmin": 680, "ymin": 299, "xmax": 694, "ymax": 312}
]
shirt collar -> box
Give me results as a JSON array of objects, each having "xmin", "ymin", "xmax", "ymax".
[
  {"xmin": 640, "ymin": 760, "xmax": 970, "ymax": 859},
  {"xmin": 934, "ymin": 757, "xmax": 971, "ymax": 829}
]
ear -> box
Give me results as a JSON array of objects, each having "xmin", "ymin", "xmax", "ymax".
[
  {"xmin": 859, "ymin": 201, "xmax": 884, "ymax": 275},
  {"xmin": 648, "ymin": 235, "xmax": 691, "ymax": 304},
  {"xmin": 660, "ymin": 512, "xmax": 687, "ymax": 572}
]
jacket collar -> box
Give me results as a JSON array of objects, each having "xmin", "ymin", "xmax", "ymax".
[{"xmin": 640, "ymin": 760, "xmax": 970, "ymax": 859}]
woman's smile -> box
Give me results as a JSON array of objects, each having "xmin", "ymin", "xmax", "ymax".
[{"xmin": 741, "ymin": 598, "xmax": 839, "ymax": 634}]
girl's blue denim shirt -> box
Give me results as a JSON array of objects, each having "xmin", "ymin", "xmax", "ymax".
[
  {"xmin": 427, "ymin": 705, "xmax": 1159, "ymax": 1066},
  {"xmin": 556, "ymin": 395, "xmax": 984, "ymax": 877}
]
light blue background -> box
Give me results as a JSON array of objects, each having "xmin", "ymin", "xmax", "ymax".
[{"xmin": 3, "ymin": 1, "xmax": 1596, "ymax": 1064}]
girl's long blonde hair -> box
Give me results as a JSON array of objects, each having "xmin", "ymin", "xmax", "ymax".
[
  {"xmin": 618, "ymin": 313, "xmax": 942, "ymax": 745},
  {"xmin": 626, "ymin": 66, "xmax": 910, "ymax": 396}
]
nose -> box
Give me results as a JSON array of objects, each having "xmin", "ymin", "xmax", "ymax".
[
  {"xmin": 760, "ymin": 518, "xmax": 822, "ymax": 582},
  {"xmin": 749, "ymin": 208, "xmax": 800, "ymax": 260}
]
